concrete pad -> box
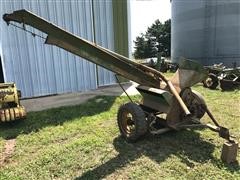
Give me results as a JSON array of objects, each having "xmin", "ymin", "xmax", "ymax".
[{"xmin": 21, "ymin": 82, "xmax": 139, "ymax": 112}]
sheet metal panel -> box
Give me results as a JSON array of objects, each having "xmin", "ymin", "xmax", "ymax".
[
  {"xmin": 0, "ymin": 0, "xmax": 117, "ymax": 98},
  {"xmin": 93, "ymin": 0, "xmax": 116, "ymax": 86},
  {"xmin": 171, "ymin": 0, "xmax": 240, "ymax": 66}
]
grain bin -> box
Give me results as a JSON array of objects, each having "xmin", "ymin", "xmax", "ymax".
[{"xmin": 171, "ymin": 0, "xmax": 240, "ymax": 66}]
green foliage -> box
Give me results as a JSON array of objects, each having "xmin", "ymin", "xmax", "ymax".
[
  {"xmin": 133, "ymin": 34, "xmax": 147, "ymax": 59},
  {"xmin": 134, "ymin": 19, "xmax": 171, "ymax": 59}
]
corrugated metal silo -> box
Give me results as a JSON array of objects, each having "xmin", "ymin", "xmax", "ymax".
[{"xmin": 171, "ymin": 0, "xmax": 240, "ymax": 66}]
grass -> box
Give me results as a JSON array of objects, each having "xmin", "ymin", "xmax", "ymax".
[{"xmin": 0, "ymin": 81, "xmax": 239, "ymax": 179}]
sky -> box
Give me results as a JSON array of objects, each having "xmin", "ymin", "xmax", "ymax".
[{"xmin": 130, "ymin": 0, "xmax": 171, "ymax": 51}]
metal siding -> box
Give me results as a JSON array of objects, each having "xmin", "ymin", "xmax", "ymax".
[
  {"xmin": 127, "ymin": 0, "xmax": 132, "ymax": 58},
  {"xmin": 93, "ymin": 0, "xmax": 116, "ymax": 86},
  {"xmin": 0, "ymin": 0, "xmax": 103, "ymax": 98},
  {"xmin": 171, "ymin": 0, "xmax": 240, "ymax": 66}
]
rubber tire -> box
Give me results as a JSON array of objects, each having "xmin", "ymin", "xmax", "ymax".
[
  {"xmin": 203, "ymin": 73, "xmax": 219, "ymax": 89},
  {"xmin": 191, "ymin": 90, "xmax": 206, "ymax": 119},
  {"xmin": 117, "ymin": 102, "xmax": 148, "ymax": 142},
  {"xmin": 220, "ymin": 79, "xmax": 234, "ymax": 91}
]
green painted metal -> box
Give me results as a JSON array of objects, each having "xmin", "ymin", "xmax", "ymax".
[
  {"xmin": 136, "ymin": 85, "xmax": 173, "ymax": 113},
  {"xmin": 112, "ymin": 0, "xmax": 129, "ymax": 57},
  {"xmin": 137, "ymin": 86, "xmax": 173, "ymax": 105}
]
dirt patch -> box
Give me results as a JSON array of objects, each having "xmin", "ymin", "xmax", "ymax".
[{"xmin": 0, "ymin": 139, "xmax": 16, "ymax": 167}]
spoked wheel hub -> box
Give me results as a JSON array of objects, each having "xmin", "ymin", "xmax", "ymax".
[
  {"xmin": 121, "ymin": 111, "xmax": 135, "ymax": 135},
  {"xmin": 203, "ymin": 73, "xmax": 219, "ymax": 89},
  {"xmin": 180, "ymin": 88, "xmax": 206, "ymax": 120},
  {"xmin": 205, "ymin": 77, "xmax": 214, "ymax": 87}
]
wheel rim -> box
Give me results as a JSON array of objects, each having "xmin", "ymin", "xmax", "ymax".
[
  {"xmin": 205, "ymin": 77, "xmax": 213, "ymax": 87},
  {"xmin": 121, "ymin": 111, "xmax": 135, "ymax": 135},
  {"xmin": 181, "ymin": 88, "xmax": 206, "ymax": 119}
]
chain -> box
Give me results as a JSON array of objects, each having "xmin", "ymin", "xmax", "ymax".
[{"xmin": 8, "ymin": 22, "xmax": 46, "ymax": 40}]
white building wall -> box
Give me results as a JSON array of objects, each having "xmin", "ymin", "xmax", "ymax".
[{"xmin": 0, "ymin": 0, "xmax": 121, "ymax": 98}]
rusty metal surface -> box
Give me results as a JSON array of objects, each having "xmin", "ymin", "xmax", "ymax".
[
  {"xmin": 221, "ymin": 141, "xmax": 239, "ymax": 164},
  {"xmin": 203, "ymin": 63, "xmax": 240, "ymax": 90},
  {"xmin": 0, "ymin": 83, "xmax": 19, "ymax": 104},
  {"xmin": 166, "ymin": 88, "xmax": 206, "ymax": 129},
  {"xmin": 165, "ymin": 59, "xmax": 207, "ymax": 127},
  {"xmin": 171, "ymin": 59, "xmax": 208, "ymax": 91},
  {"xmin": 0, "ymin": 83, "xmax": 26, "ymax": 122},
  {"xmin": 0, "ymin": 106, "xmax": 26, "ymax": 122}
]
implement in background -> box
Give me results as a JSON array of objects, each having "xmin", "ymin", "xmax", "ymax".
[{"xmin": 0, "ymin": 83, "xmax": 26, "ymax": 122}]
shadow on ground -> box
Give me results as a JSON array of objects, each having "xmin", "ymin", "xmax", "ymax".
[
  {"xmin": 77, "ymin": 130, "xmax": 239, "ymax": 179},
  {"xmin": 0, "ymin": 96, "xmax": 117, "ymax": 139}
]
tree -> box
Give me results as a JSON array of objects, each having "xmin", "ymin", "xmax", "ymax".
[
  {"xmin": 133, "ymin": 19, "xmax": 171, "ymax": 59},
  {"xmin": 133, "ymin": 33, "xmax": 147, "ymax": 59}
]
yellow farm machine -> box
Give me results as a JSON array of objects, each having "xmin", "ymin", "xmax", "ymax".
[{"xmin": 0, "ymin": 83, "xmax": 26, "ymax": 122}]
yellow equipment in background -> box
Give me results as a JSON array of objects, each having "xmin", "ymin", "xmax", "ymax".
[{"xmin": 0, "ymin": 83, "xmax": 26, "ymax": 122}]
